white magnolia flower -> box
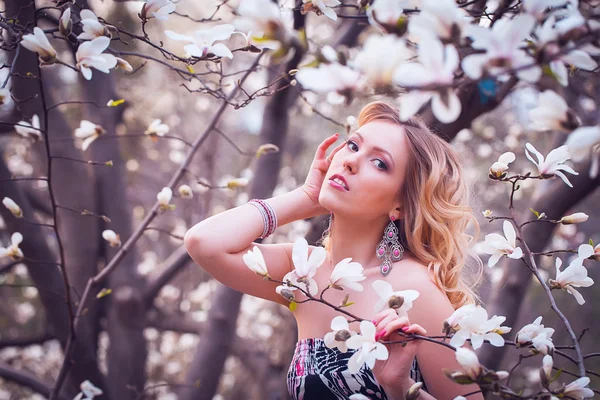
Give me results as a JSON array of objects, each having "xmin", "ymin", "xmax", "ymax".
[
  {"xmin": 407, "ymin": 0, "xmax": 471, "ymax": 41},
  {"xmin": 453, "ymin": 397, "xmax": 467, "ymax": 400},
  {"xmin": 0, "ymin": 232, "xmax": 24, "ymax": 260},
  {"xmin": 532, "ymin": 16, "xmax": 597, "ymax": 87},
  {"xmin": 178, "ymin": 184, "xmax": 193, "ymax": 199},
  {"xmin": 528, "ymin": 90, "xmax": 575, "ymax": 132},
  {"xmin": 561, "ymin": 376, "xmax": 595, "ymax": 399},
  {"xmin": 329, "ymin": 258, "xmax": 365, "ymax": 291},
  {"xmin": 394, "ymin": 38, "xmax": 461, "ymax": 123},
  {"xmin": 445, "ymin": 303, "xmax": 478, "ymax": 330},
  {"xmin": 324, "ymin": 316, "xmax": 356, "ymax": 352},
  {"xmin": 15, "ymin": 115, "xmax": 42, "ymax": 141},
  {"xmin": 102, "ymin": 230, "xmax": 121, "ymax": 247},
  {"xmin": 564, "ymin": 126, "xmax": 600, "ymax": 165},
  {"xmin": 20, "ymin": 27, "xmax": 57, "ymax": 64},
  {"xmin": 2, "ymin": 197, "xmax": 23, "ymax": 218},
  {"xmin": 559, "ymin": 212, "xmax": 588, "ymax": 225},
  {"xmin": 73, "ymin": 380, "xmax": 103, "ymax": 400},
  {"xmin": 366, "ymin": 0, "xmax": 405, "ymax": 29},
  {"xmin": 141, "ymin": 0, "xmax": 176, "ymax": 21},
  {"xmin": 455, "ymin": 347, "xmax": 482, "ymax": 380},
  {"xmin": 574, "ymin": 244, "xmax": 595, "ymax": 262},
  {"xmin": 449, "ymin": 305, "xmax": 510, "ymax": 350},
  {"xmin": 59, "ymin": 7, "xmax": 72, "ymax": 36},
  {"xmin": 303, "ymin": 0, "xmax": 341, "ymax": 21},
  {"xmin": 285, "ymin": 238, "xmax": 327, "ymax": 295},
  {"xmin": 489, "ymin": 152, "xmax": 516, "ymax": 178},
  {"xmin": 481, "ymin": 220, "xmax": 523, "ymax": 268},
  {"xmin": 462, "ymin": 14, "xmax": 541, "ymax": 83},
  {"xmin": 525, "ymin": 143, "xmax": 578, "ymax": 187},
  {"xmin": 235, "ymin": 0, "xmax": 285, "ymax": 49},
  {"xmin": 532, "ymin": 333, "xmax": 554, "ymax": 355},
  {"xmin": 515, "ymin": 316, "xmax": 555, "ymax": 346},
  {"xmin": 145, "ymin": 119, "xmax": 169, "ymax": 137},
  {"xmin": 295, "ymin": 63, "xmax": 361, "ymax": 104},
  {"xmin": 115, "ymin": 57, "xmax": 133, "ymax": 72},
  {"xmin": 346, "ymin": 320, "xmax": 389, "ymax": 373},
  {"xmin": 353, "ymin": 34, "xmax": 412, "ymax": 87},
  {"xmin": 157, "ymin": 187, "xmax": 173, "ymax": 206},
  {"xmin": 372, "ymin": 280, "xmax": 419, "ymax": 315},
  {"xmin": 243, "ymin": 246, "xmax": 269, "ymax": 277},
  {"xmin": 75, "ymin": 36, "xmax": 117, "ymax": 80},
  {"xmin": 74, "ymin": 120, "xmax": 105, "ymax": 151},
  {"xmin": 551, "ymin": 256, "xmax": 594, "ymax": 305},
  {"xmin": 165, "ymin": 25, "xmax": 235, "ymax": 59},
  {"xmin": 78, "ymin": 9, "xmax": 108, "ymax": 40}
]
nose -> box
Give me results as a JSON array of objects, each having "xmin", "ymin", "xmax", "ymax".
[{"xmin": 343, "ymin": 152, "xmax": 358, "ymax": 173}]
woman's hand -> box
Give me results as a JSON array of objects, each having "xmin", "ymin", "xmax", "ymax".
[
  {"xmin": 301, "ymin": 133, "xmax": 345, "ymax": 214},
  {"xmin": 370, "ymin": 309, "xmax": 427, "ymax": 393}
]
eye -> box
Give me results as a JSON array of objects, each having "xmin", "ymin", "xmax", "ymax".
[
  {"xmin": 373, "ymin": 159, "xmax": 388, "ymax": 171},
  {"xmin": 347, "ymin": 140, "xmax": 388, "ymax": 171},
  {"xmin": 347, "ymin": 139, "xmax": 359, "ymax": 152}
]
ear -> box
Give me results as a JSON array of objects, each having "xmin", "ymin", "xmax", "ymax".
[{"xmin": 390, "ymin": 204, "xmax": 404, "ymax": 221}]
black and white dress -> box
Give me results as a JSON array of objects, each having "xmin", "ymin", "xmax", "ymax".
[{"xmin": 287, "ymin": 337, "xmax": 427, "ymax": 399}]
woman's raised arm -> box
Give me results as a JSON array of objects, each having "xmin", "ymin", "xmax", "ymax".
[{"xmin": 184, "ymin": 134, "xmax": 343, "ymax": 305}]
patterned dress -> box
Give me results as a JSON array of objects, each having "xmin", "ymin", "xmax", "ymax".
[{"xmin": 287, "ymin": 338, "xmax": 427, "ymax": 399}]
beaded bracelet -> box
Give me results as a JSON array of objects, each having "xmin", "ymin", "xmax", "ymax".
[{"xmin": 248, "ymin": 199, "xmax": 278, "ymax": 239}]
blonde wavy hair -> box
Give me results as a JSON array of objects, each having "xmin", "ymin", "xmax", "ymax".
[{"xmin": 322, "ymin": 101, "xmax": 483, "ymax": 309}]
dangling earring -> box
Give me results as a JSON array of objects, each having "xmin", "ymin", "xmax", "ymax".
[{"xmin": 376, "ymin": 217, "xmax": 404, "ymax": 277}]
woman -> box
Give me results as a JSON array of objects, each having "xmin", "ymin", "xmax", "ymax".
[{"xmin": 184, "ymin": 101, "xmax": 484, "ymax": 399}]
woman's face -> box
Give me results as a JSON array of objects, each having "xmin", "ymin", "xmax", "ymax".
[{"xmin": 319, "ymin": 120, "xmax": 410, "ymax": 221}]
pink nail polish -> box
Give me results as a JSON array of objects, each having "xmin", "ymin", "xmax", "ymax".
[
  {"xmin": 371, "ymin": 320, "xmax": 377, "ymax": 325},
  {"xmin": 402, "ymin": 326, "xmax": 409, "ymax": 332}
]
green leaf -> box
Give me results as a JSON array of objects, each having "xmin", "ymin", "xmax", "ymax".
[
  {"xmin": 96, "ymin": 288, "xmax": 112, "ymax": 299},
  {"xmin": 341, "ymin": 301, "xmax": 355, "ymax": 308},
  {"xmin": 107, "ymin": 99, "xmax": 125, "ymax": 107},
  {"xmin": 289, "ymin": 301, "xmax": 297, "ymax": 311},
  {"xmin": 589, "ymin": 238, "xmax": 594, "ymax": 246},
  {"xmin": 529, "ymin": 208, "xmax": 540, "ymax": 218}
]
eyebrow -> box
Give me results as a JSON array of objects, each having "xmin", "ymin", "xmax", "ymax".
[{"xmin": 354, "ymin": 132, "xmax": 396, "ymax": 169}]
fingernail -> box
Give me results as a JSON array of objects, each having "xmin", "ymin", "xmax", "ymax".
[
  {"xmin": 371, "ymin": 319, "xmax": 377, "ymax": 325},
  {"xmin": 379, "ymin": 330, "xmax": 387, "ymax": 339},
  {"xmin": 402, "ymin": 326, "xmax": 409, "ymax": 332}
]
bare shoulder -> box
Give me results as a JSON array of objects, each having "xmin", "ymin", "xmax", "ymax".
[{"xmin": 390, "ymin": 257, "xmax": 455, "ymax": 326}]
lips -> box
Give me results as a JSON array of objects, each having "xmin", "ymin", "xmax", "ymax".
[{"xmin": 329, "ymin": 174, "xmax": 349, "ymax": 191}]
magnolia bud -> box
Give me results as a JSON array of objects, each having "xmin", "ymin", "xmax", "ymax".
[
  {"xmin": 558, "ymin": 212, "xmax": 589, "ymax": 225},
  {"xmin": 405, "ymin": 382, "xmax": 423, "ymax": 400},
  {"xmin": 2, "ymin": 197, "xmax": 23, "ymax": 218},
  {"xmin": 277, "ymin": 288, "xmax": 295, "ymax": 302},
  {"xmin": 178, "ymin": 184, "xmax": 193, "ymax": 199},
  {"xmin": 482, "ymin": 209, "xmax": 493, "ymax": 218},
  {"xmin": 102, "ymin": 229, "xmax": 121, "ymax": 247},
  {"xmin": 226, "ymin": 178, "xmax": 249, "ymax": 190},
  {"xmin": 387, "ymin": 294, "xmax": 404, "ymax": 310},
  {"xmin": 115, "ymin": 57, "xmax": 133, "ymax": 73},
  {"xmin": 59, "ymin": 7, "xmax": 72, "ymax": 36},
  {"xmin": 334, "ymin": 329, "xmax": 352, "ymax": 342},
  {"xmin": 489, "ymin": 162, "xmax": 508, "ymax": 178},
  {"xmin": 256, "ymin": 144, "xmax": 279, "ymax": 158},
  {"xmin": 496, "ymin": 370, "xmax": 509, "ymax": 380}
]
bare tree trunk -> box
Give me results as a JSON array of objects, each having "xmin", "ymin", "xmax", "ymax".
[
  {"xmin": 76, "ymin": 31, "xmax": 146, "ymax": 400},
  {"xmin": 4, "ymin": 1, "xmax": 106, "ymax": 397}
]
